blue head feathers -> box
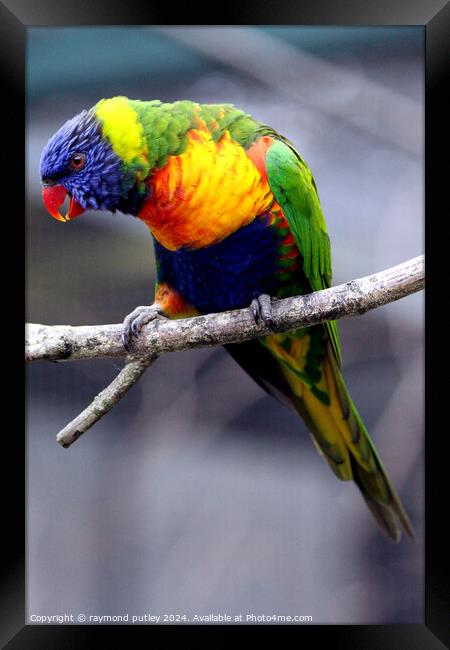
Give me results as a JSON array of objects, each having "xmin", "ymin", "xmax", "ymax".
[{"xmin": 40, "ymin": 109, "xmax": 126, "ymax": 212}]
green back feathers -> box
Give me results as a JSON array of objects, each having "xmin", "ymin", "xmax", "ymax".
[
  {"xmin": 266, "ymin": 138, "xmax": 342, "ymax": 364},
  {"xmin": 95, "ymin": 96, "xmax": 261, "ymax": 173}
]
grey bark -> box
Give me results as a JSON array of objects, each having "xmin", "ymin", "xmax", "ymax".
[
  {"xmin": 26, "ymin": 255, "xmax": 424, "ymax": 363},
  {"xmin": 55, "ymin": 355, "xmax": 156, "ymax": 448},
  {"xmin": 25, "ymin": 255, "xmax": 424, "ymax": 448}
]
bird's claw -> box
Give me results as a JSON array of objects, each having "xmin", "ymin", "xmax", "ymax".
[
  {"xmin": 122, "ymin": 304, "xmax": 166, "ymax": 351},
  {"xmin": 250, "ymin": 294, "xmax": 275, "ymax": 329}
]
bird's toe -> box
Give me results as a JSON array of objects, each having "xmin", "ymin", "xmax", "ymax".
[
  {"xmin": 249, "ymin": 294, "xmax": 275, "ymax": 329},
  {"xmin": 121, "ymin": 304, "xmax": 165, "ymax": 351}
]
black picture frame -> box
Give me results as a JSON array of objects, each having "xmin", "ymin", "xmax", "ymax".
[{"xmin": 4, "ymin": 1, "xmax": 447, "ymax": 647}]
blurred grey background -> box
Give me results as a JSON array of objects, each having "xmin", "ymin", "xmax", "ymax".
[{"xmin": 26, "ymin": 27, "xmax": 424, "ymax": 624}]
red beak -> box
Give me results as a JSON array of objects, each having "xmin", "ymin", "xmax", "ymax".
[{"xmin": 42, "ymin": 185, "xmax": 86, "ymax": 222}]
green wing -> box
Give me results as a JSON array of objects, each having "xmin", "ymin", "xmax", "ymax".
[
  {"xmin": 264, "ymin": 138, "xmax": 414, "ymax": 541},
  {"xmin": 265, "ymin": 138, "xmax": 342, "ymax": 364}
]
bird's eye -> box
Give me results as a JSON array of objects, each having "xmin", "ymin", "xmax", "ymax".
[{"xmin": 69, "ymin": 153, "xmax": 86, "ymax": 171}]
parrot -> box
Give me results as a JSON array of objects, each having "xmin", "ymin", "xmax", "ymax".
[{"xmin": 40, "ymin": 96, "xmax": 414, "ymax": 542}]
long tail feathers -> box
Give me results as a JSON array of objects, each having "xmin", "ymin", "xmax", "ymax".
[
  {"xmin": 270, "ymin": 334, "xmax": 415, "ymax": 542},
  {"xmin": 348, "ymin": 410, "xmax": 415, "ymax": 542},
  {"xmin": 226, "ymin": 333, "xmax": 415, "ymax": 542},
  {"xmin": 351, "ymin": 456, "xmax": 414, "ymax": 543}
]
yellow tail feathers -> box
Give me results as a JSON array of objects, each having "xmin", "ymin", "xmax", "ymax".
[{"xmin": 262, "ymin": 328, "xmax": 415, "ymax": 542}]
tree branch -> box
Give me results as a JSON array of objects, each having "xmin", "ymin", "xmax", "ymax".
[
  {"xmin": 55, "ymin": 355, "xmax": 156, "ymax": 448},
  {"xmin": 26, "ymin": 255, "xmax": 424, "ymax": 362},
  {"xmin": 25, "ymin": 255, "xmax": 424, "ymax": 448}
]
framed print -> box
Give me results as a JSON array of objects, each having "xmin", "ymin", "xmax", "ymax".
[{"xmin": 2, "ymin": 1, "xmax": 446, "ymax": 647}]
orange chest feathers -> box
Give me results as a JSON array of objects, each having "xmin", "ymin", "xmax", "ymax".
[{"xmin": 138, "ymin": 129, "xmax": 275, "ymax": 251}]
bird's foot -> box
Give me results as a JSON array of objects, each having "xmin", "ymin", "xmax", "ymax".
[
  {"xmin": 250, "ymin": 294, "xmax": 275, "ymax": 329},
  {"xmin": 122, "ymin": 304, "xmax": 167, "ymax": 351}
]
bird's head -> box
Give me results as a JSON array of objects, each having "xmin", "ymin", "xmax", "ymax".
[{"xmin": 40, "ymin": 97, "xmax": 151, "ymax": 222}]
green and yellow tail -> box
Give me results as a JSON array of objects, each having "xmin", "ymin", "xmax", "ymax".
[{"xmin": 261, "ymin": 327, "xmax": 414, "ymax": 542}]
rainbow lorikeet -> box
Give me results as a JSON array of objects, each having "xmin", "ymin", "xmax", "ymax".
[{"xmin": 40, "ymin": 96, "xmax": 414, "ymax": 542}]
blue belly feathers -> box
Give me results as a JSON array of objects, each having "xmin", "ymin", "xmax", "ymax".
[{"xmin": 154, "ymin": 214, "xmax": 281, "ymax": 313}]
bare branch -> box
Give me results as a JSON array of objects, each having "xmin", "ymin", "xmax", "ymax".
[
  {"xmin": 26, "ymin": 255, "xmax": 424, "ymax": 363},
  {"xmin": 25, "ymin": 255, "xmax": 424, "ymax": 449},
  {"xmin": 55, "ymin": 355, "xmax": 156, "ymax": 448}
]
